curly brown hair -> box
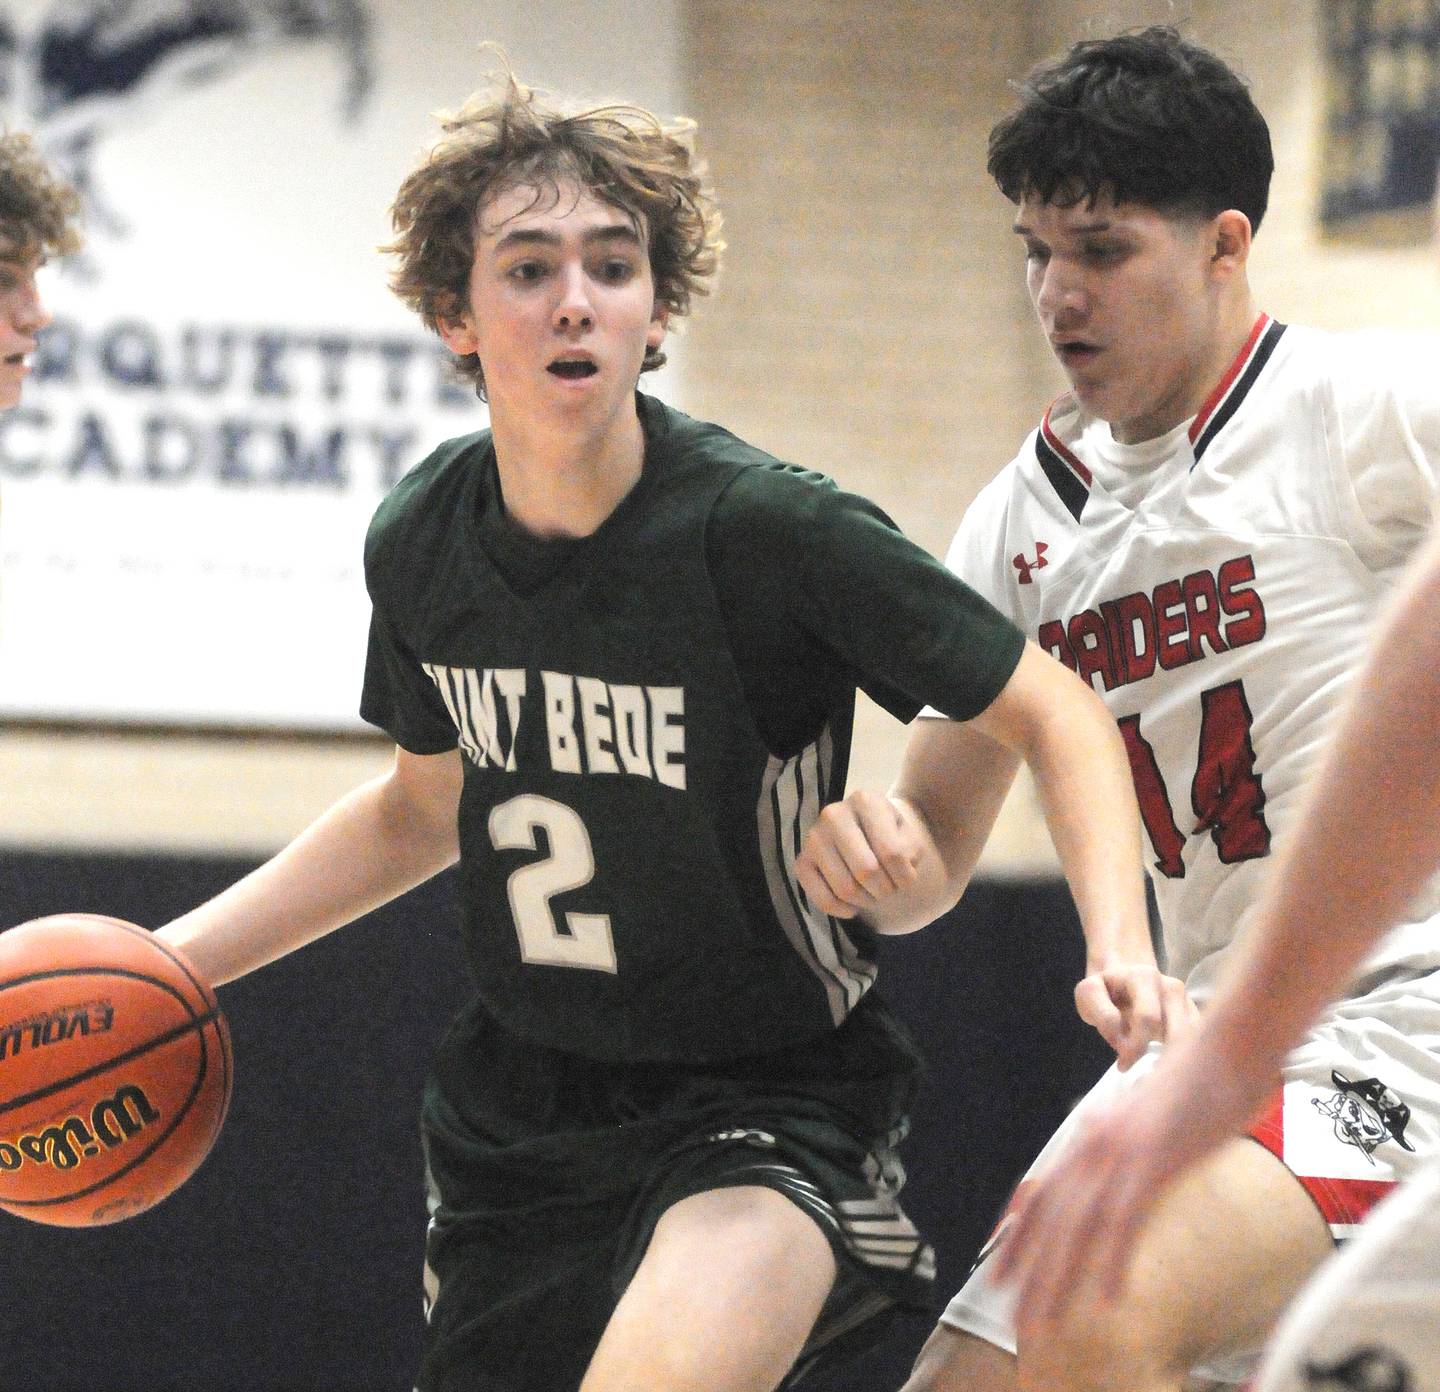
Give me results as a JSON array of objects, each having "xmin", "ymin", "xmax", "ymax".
[
  {"xmin": 0, "ymin": 131, "xmax": 82, "ymax": 259},
  {"xmin": 383, "ymin": 60, "xmax": 722, "ymax": 396}
]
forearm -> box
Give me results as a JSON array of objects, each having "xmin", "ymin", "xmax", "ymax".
[
  {"xmin": 1025, "ymin": 688, "xmax": 1153, "ymax": 968},
  {"xmin": 867, "ymin": 722, "xmax": 1021, "ymax": 935},
  {"xmin": 1194, "ymin": 886, "xmax": 1399, "ymax": 1126},
  {"xmin": 158, "ymin": 768, "xmax": 459, "ymax": 986}
]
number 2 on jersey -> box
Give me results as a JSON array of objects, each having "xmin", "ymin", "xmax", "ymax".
[
  {"xmin": 1118, "ymin": 679, "xmax": 1271, "ymax": 879},
  {"xmin": 488, "ymin": 793, "xmax": 618, "ymax": 973}
]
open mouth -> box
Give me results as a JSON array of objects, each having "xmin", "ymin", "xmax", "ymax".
[
  {"xmin": 1055, "ymin": 341, "xmax": 1099, "ymax": 366},
  {"xmin": 547, "ymin": 359, "xmax": 598, "ymax": 380}
]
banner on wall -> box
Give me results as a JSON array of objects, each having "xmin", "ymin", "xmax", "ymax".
[
  {"xmin": 1321, "ymin": 1, "xmax": 1440, "ymax": 235},
  {"xmin": 0, "ymin": 0, "xmax": 682, "ymax": 730}
]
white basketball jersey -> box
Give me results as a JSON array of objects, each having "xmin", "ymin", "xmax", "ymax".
[{"xmin": 946, "ymin": 317, "xmax": 1440, "ymax": 1000}]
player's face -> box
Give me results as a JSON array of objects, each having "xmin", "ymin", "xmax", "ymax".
[
  {"xmin": 441, "ymin": 179, "xmax": 667, "ymax": 433},
  {"xmin": 0, "ymin": 242, "xmax": 51, "ymax": 410},
  {"xmin": 1015, "ymin": 191, "xmax": 1236, "ymax": 444}
]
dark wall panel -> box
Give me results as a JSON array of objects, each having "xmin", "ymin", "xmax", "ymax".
[{"xmin": 0, "ymin": 850, "xmax": 1109, "ymax": 1392}]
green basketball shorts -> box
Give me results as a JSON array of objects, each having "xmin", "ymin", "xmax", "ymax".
[{"xmin": 413, "ymin": 992, "xmax": 935, "ymax": 1392}]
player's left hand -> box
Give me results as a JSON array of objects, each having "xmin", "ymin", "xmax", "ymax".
[{"xmin": 1074, "ymin": 962, "xmax": 1196, "ymax": 1069}]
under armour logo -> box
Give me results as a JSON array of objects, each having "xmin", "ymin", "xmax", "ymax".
[{"xmin": 1013, "ymin": 542, "xmax": 1049, "ymax": 584}]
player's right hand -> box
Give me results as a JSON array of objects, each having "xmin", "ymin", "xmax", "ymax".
[
  {"xmin": 1074, "ymin": 962, "xmax": 1197, "ymax": 1069},
  {"xmin": 795, "ymin": 789, "xmax": 924, "ymax": 918}
]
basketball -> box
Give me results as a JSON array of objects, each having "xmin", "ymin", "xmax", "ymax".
[{"xmin": 0, "ymin": 913, "xmax": 232, "ymax": 1227}]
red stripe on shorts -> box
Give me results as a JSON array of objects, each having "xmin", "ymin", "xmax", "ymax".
[{"xmin": 1247, "ymin": 1089, "xmax": 1397, "ymax": 1227}]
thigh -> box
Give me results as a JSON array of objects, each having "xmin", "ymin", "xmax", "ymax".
[
  {"xmin": 1254, "ymin": 1161, "xmax": 1440, "ymax": 1392},
  {"xmin": 1037, "ymin": 1137, "xmax": 1330, "ymax": 1388},
  {"xmin": 617, "ymin": 1116, "xmax": 935, "ymax": 1387},
  {"xmin": 416, "ymin": 1017, "xmax": 654, "ymax": 1392},
  {"xmin": 941, "ymin": 971, "xmax": 1440, "ymax": 1390},
  {"xmin": 582, "ymin": 1184, "xmax": 838, "ymax": 1392},
  {"xmin": 941, "ymin": 1055, "xmax": 1334, "ymax": 1390},
  {"xmin": 419, "ymin": 994, "xmax": 933, "ymax": 1391},
  {"xmin": 1074, "ymin": 1135, "xmax": 1332, "ymax": 1382},
  {"xmin": 902, "ymin": 1323, "xmax": 1017, "ymax": 1392}
]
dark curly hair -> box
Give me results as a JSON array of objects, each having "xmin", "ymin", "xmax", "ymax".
[
  {"xmin": 988, "ymin": 26, "xmax": 1273, "ymax": 232},
  {"xmin": 0, "ymin": 130, "xmax": 82, "ymax": 259},
  {"xmin": 384, "ymin": 59, "xmax": 722, "ymax": 397}
]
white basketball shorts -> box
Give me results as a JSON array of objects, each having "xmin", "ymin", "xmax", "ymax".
[{"xmin": 941, "ymin": 967, "xmax": 1440, "ymax": 1385}]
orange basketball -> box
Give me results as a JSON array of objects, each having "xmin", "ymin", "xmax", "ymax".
[{"xmin": 0, "ymin": 913, "xmax": 232, "ymax": 1226}]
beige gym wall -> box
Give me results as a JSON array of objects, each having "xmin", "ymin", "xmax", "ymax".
[{"xmin": 4, "ymin": 0, "xmax": 1436, "ymax": 868}]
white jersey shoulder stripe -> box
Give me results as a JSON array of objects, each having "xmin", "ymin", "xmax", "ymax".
[
  {"xmin": 1190, "ymin": 314, "xmax": 1287, "ymax": 462},
  {"xmin": 1035, "ymin": 399, "xmax": 1092, "ymax": 521}
]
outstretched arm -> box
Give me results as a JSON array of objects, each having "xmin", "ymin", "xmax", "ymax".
[
  {"xmin": 157, "ymin": 746, "xmax": 461, "ymax": 986},
  {"xmin": 995, "ymin": 528, "xmax": 1440, "ymax": 1327},
  {"xmin": 797, "ymin": 642, "xmax": 1189, "ymax": 1066}
]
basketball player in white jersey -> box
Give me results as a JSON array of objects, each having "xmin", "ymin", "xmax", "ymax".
[
  {"xmin": 795, "ymin": 24, "xmax": 1440, "ymax": 1392},
  {"xmin": 993, "ymin": 526, "xmax": 1440, "ymax": 1392}
]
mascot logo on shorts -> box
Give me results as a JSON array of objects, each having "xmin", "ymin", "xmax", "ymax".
[
  {"xmin": 1312, "ymin": 1071, "xmax": 1416, "ymax": 1162},
  {"xmin": 1303, "ymin": 1345, "xmax": 1413, "ymax": 1392}
]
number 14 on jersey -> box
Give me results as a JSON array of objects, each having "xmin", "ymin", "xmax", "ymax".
[{"xmin": 1118, "ymin": 679, "xmax": 1271, "ymax": 879}]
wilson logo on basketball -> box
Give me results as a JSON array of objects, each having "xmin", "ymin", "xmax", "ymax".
[
  {"xmin": 0, "ymin": 1002, "xmax": 116, "ymax": 1062},
  {"xmin": 0, "ymin": 1083, "xmax": 160, "ymax": 1173}
]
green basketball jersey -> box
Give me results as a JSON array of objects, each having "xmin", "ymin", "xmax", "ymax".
[{"xmin": 362, "ymin": 394, "xmax": 1023, "ymax": 1063}]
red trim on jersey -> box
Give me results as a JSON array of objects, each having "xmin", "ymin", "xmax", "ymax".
[
  {"xmin": 1248, "ymin": 1088, "xmax": 1398, "ymax": 1228},
  {"xmin": 1040, "ymin": 401, "xmax": 1093, "ymax": 486},
  {"xmin": 1188, "ymin": 313, "xmax": 1272, "ymax": 444}
]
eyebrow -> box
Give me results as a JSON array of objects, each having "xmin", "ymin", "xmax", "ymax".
[
  {"xmin": 1012, "ymin": 218, "xmax": 1117, "ymax": 236},
  {"xmin": 491, "ymin": 223, "xmax": 644, "ymax": 253}
]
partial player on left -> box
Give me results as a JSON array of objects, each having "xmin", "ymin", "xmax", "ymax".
[
  {"xmin": 0, "ymin": 143, "xmax": 228, "ymax": 1229},
  {"xmin": 0, "ymin": 130, "xmax": 80, "ymax": 411}
]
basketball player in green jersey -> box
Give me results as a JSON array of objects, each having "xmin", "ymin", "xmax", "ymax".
[
  {"xmin": 157, "ymin": 65, "xmax": 1182, "ymax": 1392},
  {"xmin": 0, "ymin": 132, "xmax": 79, "ymax": 412}
]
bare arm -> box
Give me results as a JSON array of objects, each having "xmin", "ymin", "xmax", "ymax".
[
  {"xmin": 157, "ymin": 746, "xmax": 462, "ymax": 986},
  {"xmin": 966, "ymin": 643, "xmax": 1154, "ymax": 975},
  {"xmin": 968, "ymin": 644, "xmax": 1188, "ymax": 1058},
  {"xmin": 797, "ymin": 643, "xmax": 1188, "ymax": 1063}
]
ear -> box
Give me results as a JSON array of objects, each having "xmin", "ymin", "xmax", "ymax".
[
  {"xmin": 438, "ymin": 311, "xmax": 479, "ymax": 356},
  {"xmin": 1208, "ymin": 209, "xmax": 1252, "ymax": 279},
  {"xmin": 646, "ymin": 298, "xmax": 670, "ymax": 352}
]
